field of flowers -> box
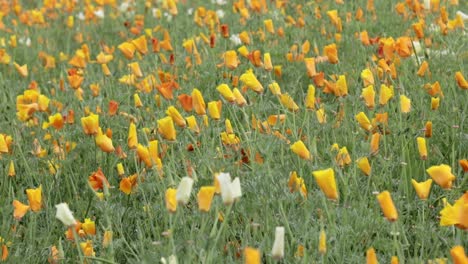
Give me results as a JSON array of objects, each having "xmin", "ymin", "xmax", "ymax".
[{"xmin": 0, "ymin": 0, "xmax": 467, "ymax": 263}]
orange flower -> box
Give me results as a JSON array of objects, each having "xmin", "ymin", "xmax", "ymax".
[
  {"xmin": 81, "ymin": 114, "xmax": 99, "ymax": 135},
  {"xmin": 224, "ymin": 50, "xmax": 239, "ymax": 70},
  {"xmin": 411, "ymin": 179, "xmax": 432, "ymax": 200},
  {"xmin": 88, "ymin": 168, "xmax": 110, "ymax": 191},
  {"xmin": 26, "ymin": 185, "xmax": 42, "ymax": 212},
  {"xmin": 376, "ymin": 191, "xmax": 398, "ymax": 222},
  {"xmin": 80, "ymin": 240, "xmax": 95, "ymax": 257},
  {"xmin": 119, "ymin": 174, "xmax": 138, "ymax": 195},
  {"xmin": 131, "ymin": 35, "xmax": 148, "ymax": 55},
  {"xmin": 426, "ymin": 164, "xmax": 456, "ymax": 189},
  {"xmin": 460, "ymin": 159, "xmax": 468, "ymax": 172},
  {"xmin": 412, "ymin": 21, "xmax": 424, "ymax": 39},
  {"xmin": 425, "ymin": 121, "xmax": 432, "ymax": 138},
  {"xmin": 13, "ymin": 199, "xmax": 30, "ymax": 220},
  {"xmin": 455, "ymin": 71, "xmax": 468, "ymax": 89},
  {"xmin": 366, "ymin": 247, "xmax": 378, "ymax": 264},
  {"xmin": 450, "ymin": 245, "xmax": 468, "ymax": 264},
  {"xmin": 264, "ymin": 19, "xmax": 274, "ymax": 34},
  {"xmin": 312, "ymin": 168, "xmax": 339, "ymax": 200},
  {"xmin": 324, "ymin": 43, "xmax": 339, "ymax": 64},
  {"xmin": 244, "ymin": 247, "xmax": 261, "ymax": 264},
  {"xmin": 290, "ymin": 140, "xmax": 311, "ymax": 160},
  {"xmin": 304, "ymin": 58, "xmax": 317, "ymax": 78},
  {"xmin": 197, "ymin": 186, "xmax": 216, "ymax": 212},
  {"xmin": 370, "ymin": 132, "xmax": 380, "ymax": 155},
  {"xmin": 42, "ymin": 113, "xmax": 64, "ymax": 130},
  {"xmin": 288, "ymin": 171, "xmax": 307, "ymax": 198},
  {"xmin": 417, "ymin": 61, "xmax": 429, "ymax": 77},
  {"xmin": 82, "ymin": 218, "xmax": 96, "ymax": 236}
]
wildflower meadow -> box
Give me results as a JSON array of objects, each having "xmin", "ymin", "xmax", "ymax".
[{"xmin": 0, "ymin": 0, "xmax": 467, "ymax": 263}]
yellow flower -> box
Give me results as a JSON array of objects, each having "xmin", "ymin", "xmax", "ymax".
[
  {"xmin": 157, "ymin": 116, "xmax": 177, "ymax": 141},
  {"xmin": 118, "ymin": 42, "xmax": 136, "ymax": 59},
  {"xmin": 207, "ymin": 101, "xmax": 222, "ymax": 120},
  {"xmin": 268, "ymin": 82, "xmax": 282, "ymax": 96},
  {"xmin": 197, "ymin": 186, "xmax": 216, "ymax": 212},
  {"xmin": 264, "ymin": 19, "xmax": 275, "ymax": 34},
  {"xmin": 191, "ymin": 88, "xmax": 206, "ymax": 115},
  {"xmin": 165, "ymin": 188, "xmax": 177, "ymax": 213},
  {"xmin": 26, "ymin": 185, "xmax": 42, "ymax": 212},
  {"xmin": 400, "ymin": 95, "xmax": 411, "ymax": 113},
  {"xmin": 305, "ymin": 85, "xmax": 316, "ymax": 110},
  {"xmin": 356, "ymin": 157, "xmax": 371, "ymax": 176},
  {"xmin": 233, "ymin": 88, "xmax": 247, "ymax": 106},
  {"xmin": 290, "ymin": 140, "xmax": 311, "ymax": 160},
  {"xmin": 411, "ymin": 179, "xmax": 432, "ymax": 200},
  {"xmin": 95, "ymin": 128, "xmax": 115, "ymax": 153},
  {"xmin": 166, "ymin": 106, "xmax": 186, "ymax": 128},
  {"xmin": 134, "ymin": 93, "xmax": 143, "ymax": 108},
  {"xmin": 80, "ymin": 240, "xmax": 95, "ymax": 257},
  {"xmin": 361, "ymin": 68, "xmax": 375, "ymax": 86},
  {"xmin": 426, "ymin": 164, "xmax": 456, "ymax": 189},
  {"xmin": 312, "ymin": 168, "xmax": 339, "ymax": 200},
  {"xmin": 417, "ymin": 137, "xmax": 427, "ymax": 160},
  {"xmin": 431, "ymin": 97, "xmax": 440, "ymax": 110},
  {"xmin": 263, "ymin": 53, "xmax": 273, "ymax": 71},
  {"xmin": 316, "ymin": 105, "xmax": 327, "ymax": 124},
  {"xmin": 318, "ymin": 229, "xmax": 326, "ymax": 255},
  {"xmin": 355, "ymin": 112, "xmax": 372, "ymax": 131},
  {"xmin": 131, "ymin": 35, "xmax": 148, "ymax": 55},
  {"xmin": 379, "ymin": 84, "xmax": 394, "ymax": 105},
  {"xmin": 279, "ymin": 93, "xmax": 299, "ymax": 112},
  {"xmin": 244, "ymin": 247, "xmax": 261, "ymax": 264},
  {"xmin": 336, "ymin": 75, "xmax": 348, "ymax": 96},
  {"xmin": 439, "ymin": 192, "xmax": 468, "ymax": 229},
  {"xmin": 81, "ymin": 114, "xmax": 99, "ymax": 135},
  {"xmin": 14, "ymin": 62, "xmax": 28, "ymax": 78},
  {"xmin": 186, "ymin": 116, "xmax": 200, "ymax": 134},
  {"xmin": 216, "ymin": 84, "xmax": 235, "ymax": 102},
  {"xmin": 335, "ymin": 147, "xmax": 352, "ymax": 167},
  {"xmin": 128, "ymin": 122, "xmax": 138, "ymax": 149},
  {"xmin": 240, "ymin": 69, "xmax": 264, "ymax": 93},
  {"xmin": 376, "ymin": 191, "xmax": 398, "ymax": 222},
  {"xmin": 305, "ymin": 58, "xmax": 317, "ymax": 78}
]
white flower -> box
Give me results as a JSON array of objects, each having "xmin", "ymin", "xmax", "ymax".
[
  {"xmin": 229, "ymin": 34, "xmax": 242, "ymax": 46},
  {"xmin": 187, "ymin": 8, "xmax": 194, "ymax": 15},
  {"xmin": 55, "ymin": 203, "xmax": 76, "ymax": 226},
  {"xmin": 456, "ymin": 11, "xmax": 468, "ymax": 21},
  {"xmin": 94, "ymin": 9, "xmax": 105, "ymax": 19},
  {"xmin": 77, "ymin": 12, "xmax": 85, "ymax": 21},
  {"xmin": 176, "ymin": 177, "xmax": 194, "ymax": 205},
  {"xmin": 216, "ymin": 10, "xmax": 225, "ymax": 19},
  {"xmin": 19, "ymin": 37, "xmax": 31, "ymax": 47},
  {"xmin": 423, "ymin": 0, "xmax": 430, "ymax": 10},
  {"xmin": 212, "ymin": 0, "xmax": 227, "ymax": 5},
  {"xmin": 217, "ymin": 173, "xmax": 241, "ymax": 205},
  {"xmin": 271, "ymin": 226, "xmax": 285, "ymax": 259}
]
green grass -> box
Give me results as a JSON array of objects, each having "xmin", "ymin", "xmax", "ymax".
[{"xmin": 0, "ymin": 0, "xmax": 467, "ymax": 263}]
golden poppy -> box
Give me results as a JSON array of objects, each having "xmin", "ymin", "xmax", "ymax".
[
  {"xmin": 290, "ymin": 140, "xmax": 311, "ymax": 160},
  {"xmin": 376, "ymin": 191, "xmax": 398, "ymax": 221},
  {"xmin": 26, "ymin": 185, "xmax": 42, "ymax": 212},
  {"xmin": 312, "ymin": 168, "xmax": 339, "ymax": 200},
  {"xmin": 197, "ymin": 186, "xmax": 216, "ymax": 212},
  {"xmin": 426, "ymin": 164, "xmax": 456, "ymax": 189},
  {"xmin": 411, "ymin": 179, "xmax": 432, "ymax": 200}
]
